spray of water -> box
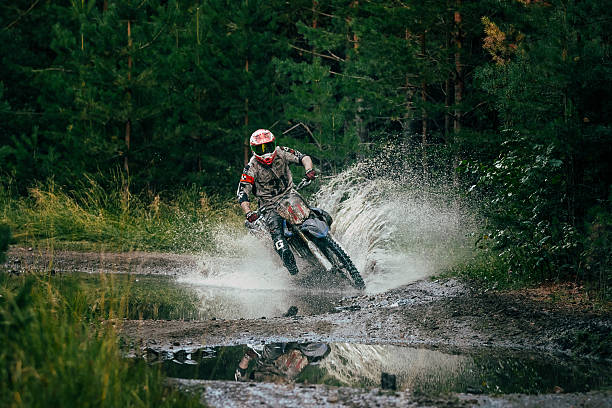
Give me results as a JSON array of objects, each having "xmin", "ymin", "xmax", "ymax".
[
  {"xmin": 177, "ymin": 142, "xmax": 477, "ymax": 317},
  {"xmin": 314, "ymin": 153, "xmax": 476, "ymax": 294}
]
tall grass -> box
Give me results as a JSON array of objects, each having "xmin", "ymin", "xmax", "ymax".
[
  {"xmin": 0, "ymin": 175, "xmax": 242, "ymax": 252},
  {"xmin": 0, "ymin": 273, "xmax": 203, "ymax": 407}
]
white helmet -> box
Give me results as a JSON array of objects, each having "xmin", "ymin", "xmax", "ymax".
[{"xmin": 250, "ymin": 129, "xmax": 277, "ymax": 165}]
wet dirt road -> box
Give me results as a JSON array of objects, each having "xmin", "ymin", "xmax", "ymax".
[
  {"xmin": 5, "ymin": 248, "xmax": 612, "ymax": 407},
  {"xmin": 123, "ymin": 278, "xmax": 611, "ymax": 407}
]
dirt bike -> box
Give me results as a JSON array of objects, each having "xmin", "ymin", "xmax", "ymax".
[{"xmin": 246, "ymin": 178, "xmax": 365, "ymax": 290}]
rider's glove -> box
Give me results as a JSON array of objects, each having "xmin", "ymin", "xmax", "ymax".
[
  {"xmin": 245, "ymin": 211, "xmax": 259, "ymax": 223},
  {"xmin": 305, "ymin": 169, "xmax": 316, "ymax": 181}
]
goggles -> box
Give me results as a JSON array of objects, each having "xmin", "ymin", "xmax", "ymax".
[{"xmin": 252, "ymin": 141, "xmax": 276, "ymax": 156}]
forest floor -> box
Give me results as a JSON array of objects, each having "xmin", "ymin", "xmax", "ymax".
[{"xmin": 5, "ymin": 247, "xmax": 612, "ymax": 407}]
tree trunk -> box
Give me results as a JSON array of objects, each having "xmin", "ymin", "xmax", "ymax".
[
  {"xmin": 420, "ymin": 32, "xmax": 428, "ymax": 175},
  {"xmin": 452, "ymin": 2, "xmax": 463, "ymax": 187},
  {"xmin": 445, "ymin": 31, "xmax": 451, "ymax": 140},
  {"xmin": 244, "ymin": 58, "xmax": 250, "ymax": 166},
  {"xmin": 125, "ymin": 19, "xmax": 132, "ymax": 187},
  {"xmin": 404, "ymin": 28, "xmax": 415, "ymax": 140},
  {"xmin": 453, "ymin": 4, "xmax": 463, "ymax": 134},
  {"xmin": 420, "ymin": 32, "xmax": 427, "ymax": 146}
]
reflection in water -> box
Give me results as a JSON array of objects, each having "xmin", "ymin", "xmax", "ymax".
[
  {"xmin": 234, "ymin": 343, "xmax": 331, "ymax": 383},
  {"xmin": 320, "ymin": 343, "xmax": 469, "ymax": 393},
  {"xmin": 144, "ymin": 342, "xmax": 612, "ymax": 395}
]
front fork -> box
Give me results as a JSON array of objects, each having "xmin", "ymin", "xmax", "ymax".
[{"xmin": 295, "ymin": 229, "xmax": 333, "ymax": 271}]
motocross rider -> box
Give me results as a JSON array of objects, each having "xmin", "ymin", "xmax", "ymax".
[{"xmin": 236, "ymin": 129, "xmax": 316, "ymax": 275}]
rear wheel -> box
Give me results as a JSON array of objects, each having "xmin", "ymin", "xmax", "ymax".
[{"xmin": 320, "ymin": 236, "xmax": 365, "ymax": 289}]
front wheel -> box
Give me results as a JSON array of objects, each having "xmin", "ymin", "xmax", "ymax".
[{"xmin": 320, "ymin": 236, "xmax": 365, "ymax": 289}]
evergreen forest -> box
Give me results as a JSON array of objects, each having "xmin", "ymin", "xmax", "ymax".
[{"xmin": 1, "ymin": 0, "xmax": 611, "ymax": 295}]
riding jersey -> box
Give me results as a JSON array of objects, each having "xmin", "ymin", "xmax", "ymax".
[{"xmin": 236, "ymin": 146, "xmax": 307, "ymax": 209}]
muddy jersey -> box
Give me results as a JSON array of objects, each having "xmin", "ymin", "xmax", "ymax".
[{"xmin": 237, "ymin": 146, "xmax": 306, "ymax": 209}]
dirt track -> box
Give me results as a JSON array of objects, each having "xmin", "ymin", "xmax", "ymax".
[
  {"xmin": 124, "ymin": 277, "xmax": 611, "ymax": 407},
  {"xmin": 5, "ymin": 247, "xmax": 612, "ymax": 407},
  {"xmin": 120, "ymin": 277, "xmax": 610, "ymax": 359}
]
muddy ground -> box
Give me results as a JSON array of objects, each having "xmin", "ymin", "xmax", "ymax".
[{"xmin": 5, "ymin": 247, "xmax": 612, "ymax": 407}]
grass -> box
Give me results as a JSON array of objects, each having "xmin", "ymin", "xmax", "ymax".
[
  {"xmin": 0, "ymin": 272, "xmax": 203, "ymax": 408},
  {"xmin": 0, "ymin": 176, "xmax": 242, "ymax": 253}
]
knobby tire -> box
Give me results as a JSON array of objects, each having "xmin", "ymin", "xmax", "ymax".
[{"xmin": 322, "ymin": 236, "xmax": 365, "ymax": 289}]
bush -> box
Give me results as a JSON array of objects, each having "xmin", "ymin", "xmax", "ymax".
[
  {"xmin": 466, "ymin": 131, "xmax": 580, "ymax": 284},
  {"xmin": 582, "ymin": 194, "xmax": 612, "ymax": 300}
]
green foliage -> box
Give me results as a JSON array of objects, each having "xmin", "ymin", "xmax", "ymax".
[
  {"xmin": 469, "ymin": 132, "xmax": 579, "ymax": 281},
  {"xmin": 466, "ymin": 0, "xmax": 612, "ymax": 292},
  {"xmin": 0, "ymin": 274, "xmax": 202, "ymax": 408},
  {"xmin": 436, "ymin": 253, "xmax": 520, "ymax": 290}
]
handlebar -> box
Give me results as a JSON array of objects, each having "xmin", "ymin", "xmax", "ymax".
[{"xmin": 246, "ymin": 177, "xmax": 313, "ymax": 229}]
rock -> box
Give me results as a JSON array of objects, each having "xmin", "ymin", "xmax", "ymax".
[
  {"xmin": 284, "ymin": 306, "xmax": 298, "ymax": 317},
  {"xmin": 381, "ymin": 372, "xmax": 397, "ymax": 390},
  {"xmin": 327, "ymin": 395, "xmax": 339, "ymax": 403}
]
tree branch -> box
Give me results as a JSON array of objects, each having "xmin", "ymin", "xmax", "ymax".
[
  {"xmin": 3, "ymin": 0, "xmax": 40, "ymax": 31},
  {"xmin": 30, "ymin": 67, "xmax": 74, "ymax": 73},
  {"xmin": 137, "ymin": 23, "xmax": 168, "ymax": 51},
  {"xmin": 283, "ymin": 122, "xmax": 322, "ymax": 149},
  {"xmin": 329, "ymin": 70, "xmax": 373, "ymax": 81},
  {"xmin": 289, "ymin": 44, "xmax": 345, "ymax": 62}
]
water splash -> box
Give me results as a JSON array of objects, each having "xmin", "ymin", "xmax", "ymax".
[
  {"xmin": 177, "ymin": 142, "xmax": 477, "ymax": 316},
  {"xmin": 177, "ymin": 223, "xmax": 348, "ymax": 318},
  {"xmin": 314, "ymin": 149, "xmax": 476, "ymax": 294}
]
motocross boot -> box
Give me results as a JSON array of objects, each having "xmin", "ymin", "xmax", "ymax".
[
  {"xmin": 281, "ymin": 248, "xmax": 299, "ymax": 275},
  {"xmin": 266, "ymin": 211, "xmax": 299, "ymax": 275},
  {"xmin": 274, "ymin": 237, "xmax": 298, "ymax": 275}
]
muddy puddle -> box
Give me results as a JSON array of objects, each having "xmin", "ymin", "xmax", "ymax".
[
  {"xmin": 140, "ymin": 342, "xmax": 611, "ymax": 395},
  {"xmin": 67, "ymin": 272, "xmax": 343, "ymax": 320}
]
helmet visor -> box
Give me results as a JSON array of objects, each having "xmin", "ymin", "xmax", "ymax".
[{"xmin": 252, "ymin": 141, "xmax": 276, "ymax": 156}]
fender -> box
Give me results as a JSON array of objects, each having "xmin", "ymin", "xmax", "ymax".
[
  {"xmin": 310, "ymin": 207, "xmax": 333, "ymax": 226},
  {"xmin": 300, "ymin": 217, "xmax": 329, "ymax": 238}
]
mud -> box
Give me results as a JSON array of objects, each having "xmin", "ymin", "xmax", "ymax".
[
  {"xmin": 121, "ymin": 273, "xmax": 611, "ymax": 407},
  {"xmin": 5, "ymin": 246, "xmax": 199, "ymax": 275},
  {"xmin": 170, "ymin": 379, "xmax": 611, "ymax": 408},
  {"xmin": 4, "ymin": 247, "xmax": 612, "ymax": 407},
  {"xmin": 121, "ymin": 278, "xmax": 610, "ymax": 360}
]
